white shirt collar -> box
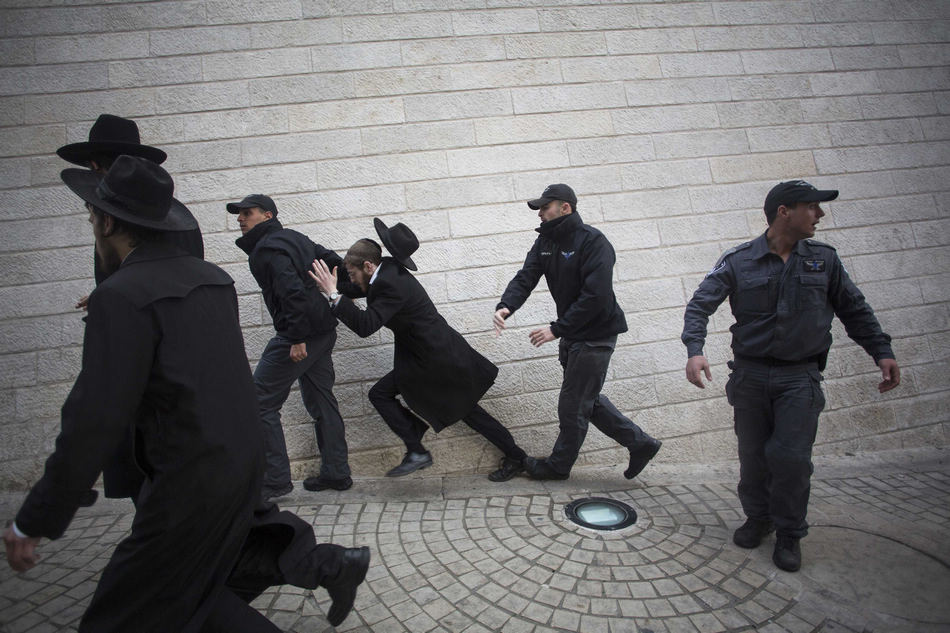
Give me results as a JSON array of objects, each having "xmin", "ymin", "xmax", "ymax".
[{"xmin": 370, "ymin": 261, "xmax": 381, "ymax": 285}]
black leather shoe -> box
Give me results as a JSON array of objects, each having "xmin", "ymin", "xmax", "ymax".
[
  {"xmin": 733, "ymin": 518, "xmax": 775, "ymax": 549},
  {"xmin": 303, "ymin": 475, "xmax": 353, "ymax": 492},
  {"xmin": 385, "ymin": 451, "xmax": 433, "ymax": 477},
  {"xmin": 261, "ymin": 482, "xmax": 293, "ymax": 501},
  {"xmin": 325, "ymin": 546, "xmax": 371, "ymax": 626},
  {"xmin": 488, "ymin": 457, "xmax": 524, "ymax": 482},
  {"xmin": 624, "ymin": 439, "xmax": 662, "ymax": 479},
  {"xmin": 78, "ymin": 489, "xmax": 98, "ymax": 507},
  {"xmin": 773, "ymin": 535, "xmax": 802, "ymax": 572},
  {"xmin": 523, "ymin": 456, "xmax": 569, "ymax": 480}
]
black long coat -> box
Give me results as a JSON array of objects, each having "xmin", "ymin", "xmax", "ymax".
[
  {"xmin": 334, "ymin": 258, "xmax": 498, "ymax": 430},
  {"xmin": 15, "ymin": 242, "xmax": 263, "ymax": 633}
]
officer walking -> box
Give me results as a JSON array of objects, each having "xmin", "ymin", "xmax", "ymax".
[
  {"xmin": 494, "ymin": 184, "xmax": 662, "ymax": 481},
  {"xmin": 682, "ymin": 180, "xmax": 900, "ymax": 572}
]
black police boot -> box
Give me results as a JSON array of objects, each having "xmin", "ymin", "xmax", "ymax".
[
  {"xmin": 624, "ymin": 439, "xmax": 662, "ymax": 480},
  {"xmin": 733, "ymin": 518, "xmax": 774, "ymax": 549},
  {"xmin": 523, "ymin": 456, "xmax": 569, "ymax": 480},
  {"xmin": 488, "ymin": 457, "xmax": 524, "ymax": 482},
  {"xmin": 772, "ymin": 535, "xmax": 802, "ymax": 572}
]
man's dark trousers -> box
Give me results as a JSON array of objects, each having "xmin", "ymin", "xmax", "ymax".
[
  {"xmin": 368, "ymin": 371, "xmax": 526, "ymax": 461},
  {"xmin": 548, "ymin": 336, "xmax": 653, "ymax": 474},
  {"xmin": 727, "ymin": 358, "xmax": 824, "ymax": 539},
  {"xmin": 255, "ymin": 331, "xmax": 350, "ymax": 488}
]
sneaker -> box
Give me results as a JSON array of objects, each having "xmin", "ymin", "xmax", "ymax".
[
  {"xmin": 488, "ymin": 457, "xmax": 524, "ymax": 482},
  {"xmin": 385, "ymin": 451, "xmax": 433, "ymax": 477},
  {"xmin": 624, "ymin": 438, "xmax": 662, "ymax": 480},
  {"xmin": 261, "ymin": 482, "xmax": 293, "ymax": 501},
  {"xmin": 523, "ymin": 456, "xmax": 569, "ymax": 481},
  {"xmin": 773, "ymin": 535, "xmax": 802, "ymax": 572},
  {"xmin": 733, "ymin": 518, "xmax": 775, "ymax": 549},
  {"xmin": 323, "ymin": 546, "xmax": 371, "ymax": 626},
  {"xmin": 303, "ymin": 475, "xmax": 353, "ymax": 492}
]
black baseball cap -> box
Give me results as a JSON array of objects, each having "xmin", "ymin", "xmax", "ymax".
[
  {"xmin": 764, "ymin": 180, "xmax": 838, "ymax": 217},
  {"xmin": 226, "ymin": 193, "xmax": 277, "ymax": 216},
  {"xmin": 527, "ymin": 183, "xmax": 577, "ymax": 210}
]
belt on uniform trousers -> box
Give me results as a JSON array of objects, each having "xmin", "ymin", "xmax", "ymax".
[{"xmin": 733, "ymin": 353, "xmax": 822, "ymax": 367}]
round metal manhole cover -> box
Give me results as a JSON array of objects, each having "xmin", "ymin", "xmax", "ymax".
[
  {"xmin": 564, "ymin": 497, "xmax": 638, "ymax": 531},
  {"xmin": 804, "ymin": 526, "xmax": 950, "ymax": 625}
]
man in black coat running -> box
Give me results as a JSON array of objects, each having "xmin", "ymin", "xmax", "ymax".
[{"xmin": 3, "ymin": 156, "xmax": 369, "ymax": 632}]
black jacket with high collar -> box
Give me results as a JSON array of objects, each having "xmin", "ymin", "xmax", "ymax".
[
  {"xmin": 499, "ymin": 212, "xmax": 628, "ymax": 341},
  {"xmin": 237, "ymin": 218, "xmax": 342, "ymax": 342}
]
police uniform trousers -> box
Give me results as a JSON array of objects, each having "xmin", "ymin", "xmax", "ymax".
[
  {"xmin": 548, "ymin": 336, "xmax": 654, "ymax": 474},
  {"xmin": 254, "ymin": 330, "xmax": 350, "ymax": 487},
  {"xmin": 727, "ymin": 357, "xmax": 825, "ymax": 539}
]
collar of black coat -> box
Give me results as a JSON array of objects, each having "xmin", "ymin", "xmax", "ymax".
[
  {"xmin": 99, "ymin": 239, "xmax": 232, "ymax": 309},
  {"xmin": 536, "ymin": 211, "xmax": 582, "ymax": 245},
  {"xmin": 235, "ymin": 217, "xmax": 283, "ymax": 254},
  {"xmin": 379, "ymin": 256, "xmax": 407, "ymax": 274}
]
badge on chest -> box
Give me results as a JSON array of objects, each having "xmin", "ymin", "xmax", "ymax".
[{"xmin": 803, "ymin": 259, "xmax": 825, "ymax": 273}]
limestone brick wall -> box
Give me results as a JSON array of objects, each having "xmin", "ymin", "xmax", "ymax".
[{"xmin": 1, "ymin": 0, "xmax": 948, "ymax": 488}]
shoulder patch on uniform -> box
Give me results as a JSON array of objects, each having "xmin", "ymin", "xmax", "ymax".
[
  {"xmin": 724, "ymin": 241, "xmax": 754, "ymax": 258},
  {"xmin": 708, "ymin": 240, "xmax": 752, "ymax": 273}
]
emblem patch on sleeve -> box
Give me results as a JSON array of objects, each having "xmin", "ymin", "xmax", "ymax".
[{"xmin": 803, "ymin": 259, "xmax": 825, "ymax": 272}]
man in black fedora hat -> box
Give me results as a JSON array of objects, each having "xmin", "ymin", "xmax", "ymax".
[
  {"xmin": 230, "ymin": 193, "xmax": 352, "ymax": 499},
  {"xmin": 58, "ymin": 114, "xmax": 203, "ymax": 287},
  {"xmin": 682, "ymin": 179, "xmax": 899, "ymax": 572},
  {"xmin": 494, "ymin": 184, "xmax": 662, "ymax": 482},
  {"xmin": 3, "ymin": 155, "xmax": 371, "ymax": 631},
  {"xmin": 310, "ymin": 219, "xmax": 528, "ymax": 481},
  {"xmin": 56, "ymin": 114, "xmax": 204, "ymax": 506},
  {"xmin": 59, "ymin": 114, "xmax": 204, "ymax": 509}
]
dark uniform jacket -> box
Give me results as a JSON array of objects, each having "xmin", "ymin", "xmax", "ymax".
[
  {"xmin": 497, "ymin": 212, "xmax": 627, "ymax": 341},
  {"xmin": 333, "ymin": 258, "xmax": 498, "ymax": 430},
  {"xmin": 682, "ymin": 231, "xmax": 894, "ymax": 363},
  {"xmin": 236, "ymin": 218, "xmax": 343, "ymax": 343},
  {"xmin": 16, "ymin": 242, "xmax": 263, "ymax": 633}
]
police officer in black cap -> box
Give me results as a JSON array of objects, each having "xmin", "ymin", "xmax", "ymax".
[{"xmin": 682, "ymin": 180, "xmax": 900, "ymax": 572}]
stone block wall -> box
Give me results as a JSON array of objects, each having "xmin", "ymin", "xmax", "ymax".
[{"xmin": 1, "ymin": 0, "xmax": 948, "ymax": 488}]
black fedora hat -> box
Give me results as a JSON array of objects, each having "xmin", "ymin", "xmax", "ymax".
[
  {"xmin": 61, "ymin": 155, "xmax": 197, "ymax": 232},
  {"xmin": 374, "ymin": 218, "xmax": 418, "ymax": 271},
  {"xmin": 57, "ymin": 114, "xmax": 167, "ymax": 167}
]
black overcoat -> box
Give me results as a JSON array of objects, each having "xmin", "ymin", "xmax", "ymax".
[
  {"xmin": 15, "ymin": 242, "xmax": 263, "ymax": 633},
  {"xmin": 334, "ymin": 258, "xmax": 498, "ymax": 430}
]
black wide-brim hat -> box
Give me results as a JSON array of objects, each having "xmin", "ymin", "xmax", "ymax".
[
  {"xmin": 374, "ymin": 217, "xmax": 418, "ymax": 271},
  {"xmin": 61, "ymin": 155, "xmax": 197, "ymax": 232},
  {"xmin": 57, "ymin": 114, "xmax": 167, "ymax": 167}
]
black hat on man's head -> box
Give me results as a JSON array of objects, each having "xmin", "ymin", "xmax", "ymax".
[
  {"xmin": 57, "ymin": 114, "xmax": 167, "ymax": 167},
  {"xmin": 374, "ymin": 218, "xmax": 418, "ymax": 271},
  {"xmin": 226, "ymin": 194, "xmax": 278, "ymax": 217},
  {"xmin": 527, "ymin": 183, "xmax": 577, "ymax": 210},
  {"xmin": 61, "ymin": 155, "xmax": 197, "ymax": 232},
  {"xmin": 764, "ymin": 180, "xmax": 838, "ymax": 219}
]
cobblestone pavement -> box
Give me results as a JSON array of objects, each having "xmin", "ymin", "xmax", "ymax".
[{"xmin": 2, "ymin": 448, "xmax": 948, "ymax": 633}]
